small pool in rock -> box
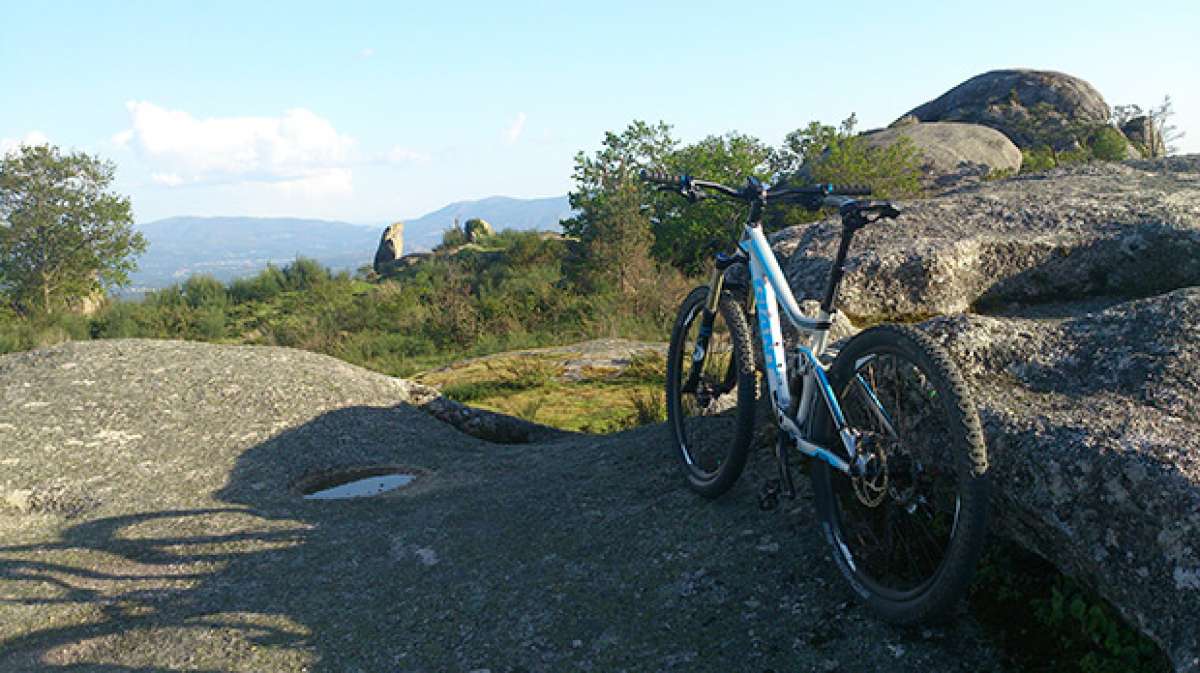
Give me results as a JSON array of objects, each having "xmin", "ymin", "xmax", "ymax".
[{"xmin": 299, "ymin": 467, "xmax": 420, "ymax": 500}]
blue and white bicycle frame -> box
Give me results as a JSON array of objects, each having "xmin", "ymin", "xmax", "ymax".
[
  {"xmin": 714, "ymin": 199, "xmax": 900, "ymax": 481},
  {"xmin": 737, "ymin": 224, "xmax": 864, "ymax": 475}
]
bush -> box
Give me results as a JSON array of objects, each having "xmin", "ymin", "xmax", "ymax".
[
  {"xmin": 92, "ymin": 300, "xmax": 148, "ymax": 339},
  {"xmin": 182, "ymin": 274, "xmax": 227, "ymax": 309},
  {"xmin": 440, "ymin": 227, "xmax": 467, "ymax": 249},
  {"xmin": 230, "ymin": 266, "xmax": 285, "ymax": 303},
  {"xmin": 281, "ymin": 257, "xmax": 330, "ymax": 292},
  {"xmin": 191, "ymin": 305, "xmax": 227, "ymax": 341},
  {"xmin": 1090, "ymin": 127, "xmax": 1129, "ymax": 162}
]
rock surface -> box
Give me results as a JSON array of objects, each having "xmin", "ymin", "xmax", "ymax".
[
  {"xmin": 0, "ymin": 339, "xmax": 1004, "ymax": 672},
  {"xmin": 776, "ymin": 157, "xmax": 1200, "ymax": 320},
  {"xmin": 1122, "ymin": 115, "xmax": 1165, "ymax": 158},
  {"xmin": 771, "ymin": 156, "xmax": 1200, "ymax": 671},
  {"xmin": 859, "ymin": 121, "xmax": 1022, "ymax": 190},
  {"xmin": 464, "ymin": 217, "xmax": 493, "ymax": 242},
  {"xmin": 899, "ymin": 69, "xmax": 1111, "ymax": 149},
  {"xmin": 921, "ymin": 290, "xmax": 1200, "ymax": 672},
  {"xmin": 372, "ymin": 221, "xmax": 405, "ymax": 275}
]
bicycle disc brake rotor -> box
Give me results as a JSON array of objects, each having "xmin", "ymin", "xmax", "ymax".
[{"xmin": 852, "ymin": 432, "xmax": 890, "ymax": 507}]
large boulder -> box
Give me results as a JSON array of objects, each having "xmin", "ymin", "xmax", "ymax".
[
  {"xmin": 372, "ymin": 221, "xmax": 404, "ymax": 275},
  {"xmin": 859, "ymin": 121, "xmax": 1022, "ymax": 190},
  {"xmin": 924, "ymin": 292, "xmax": 1200, "ymax": 672},
  {"xmin": 463, "ymin": 218, "xmax": 493, "ymax": 243},
  {"xmin": 772, "ymin": 155, "xmax": 1200, "ymax": 670},
  {"xmin": 898, "ymin": 69, "xmax": 1111, "ymax": 149},
  {"xmin": 775, "ymin": 157, "xmax": 1200, "ymax": 320},
  {"xmin": 1122, "ymin": 115, "xmax": 1166, "ymax": 158}
]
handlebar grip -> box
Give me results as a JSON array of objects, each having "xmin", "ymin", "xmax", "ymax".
[
  {"xmin": 639, "ymin": 168, "xmax": 676, "ymax": 186},
  {"xmin": 828, "ymin": 183, "xmax": 872, "ymax": 196}
]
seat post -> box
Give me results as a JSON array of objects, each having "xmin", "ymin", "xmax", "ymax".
[{"xmin": 820, "ymin": 212, "xmax": 867, "ymax": 314}]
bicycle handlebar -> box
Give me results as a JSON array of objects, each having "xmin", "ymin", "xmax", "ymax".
[{"xmin": 638, "ymin": 169, "xmax": 871, "ymax": 207}]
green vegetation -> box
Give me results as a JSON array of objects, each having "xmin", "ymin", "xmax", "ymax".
[
  {"xmin": 1011, "ymin": 100, "xmax": 1176, "ymax": 171},
  {"xmin": 971, "ymin": 542, "xmax": 1170, "ymax": 673},
  {"xmin": 771, "ymin": 113, "xmax": 924, "ymax": 198},
  {"xmin": 0, "ymin": 231, "xmax": 687, "ymax": 382},
  {"xmin": 0, "ymin": 144, "xmax": 145, "ymax": 315},
  {"xmin": 416, "ymin": 347, "xmax": 666, "ymax": 432}
]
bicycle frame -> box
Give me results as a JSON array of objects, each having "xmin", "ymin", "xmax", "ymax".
[{"xmin": 725, "ymin": 225, "xmax": 863, "ymax": 476}]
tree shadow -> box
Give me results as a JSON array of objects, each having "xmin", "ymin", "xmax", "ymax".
[{"xmin": 0, "ymin": 402, "xmax": 487, "ymax": 672}]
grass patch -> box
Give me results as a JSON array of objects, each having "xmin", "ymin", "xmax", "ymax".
[{"xmin": 417, "ymin": 350, "xmax": 666, "ymax": 434}]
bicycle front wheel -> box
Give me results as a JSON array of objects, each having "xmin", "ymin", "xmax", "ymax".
[
  {"xmin": 665, "ymin": 286, "xmax": 757, "ymax": 497},
  {"xmin": 810, "ymin": 324, "xmax": 990, "ymax": 623}
]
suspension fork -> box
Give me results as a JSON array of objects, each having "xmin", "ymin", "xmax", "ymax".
[{"xmin": 682, "ymin": 266, "xmax": 728, "ymax": 393}]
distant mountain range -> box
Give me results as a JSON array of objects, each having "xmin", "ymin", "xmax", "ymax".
[
  {"xmin": 402, "ymin": 195, "xmax": 571, "ymax": 251},
  {"xmin": 128, "ymin": 195, "xmax": 572, "ymax": 292}
]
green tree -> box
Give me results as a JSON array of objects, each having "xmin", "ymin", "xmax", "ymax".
[
  {"xmin": 767, "ymin": 114, "xmax": 923, "ymax": 229},
  {"xmin": 0, "ymin": 144, "xmax": 145, "ymax": 315},
  {"xmin": 655, "ymin": 132, "xmax": 773, "ymax": 274},
  {"xmin": 561, "ymin": 120, "xmax": 675, "ymax": 290}
]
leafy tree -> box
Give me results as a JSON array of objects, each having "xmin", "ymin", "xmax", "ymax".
[
  {"xmin": 767, "ymin": 114, "xmax": 923, "ymax": 230},
  {"xmin": 440, "ymin": 226, "xmax": 468, "ymax": 249},
  {"xmin": 561, "ymin": 120, "xmax": 675, "ymax": 290},
  {"xmin": 654, "ymin": 132, "xmax": 773, "ymax": 274},
  {"xmin": 182, "ymin": 274, "xmax": 228, "ymax": 309},
  {"xmin": 772, "ymin": 114, "xmax": 923, "ymax": 197},
  {"xmin": 0, "ymin": 144, "xmax": 145, "ymax": 315}
]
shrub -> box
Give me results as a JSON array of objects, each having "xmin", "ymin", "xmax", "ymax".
[
  {"xmin": 228, "ymin": 266, "xmax": 286, "ymax": 304},
  {"xmin": 92, "ymin": 300, "xmax": 147, "ymax": 339},
  {"xmin": 281, "ymin": 257, "xmax": 330, "ymax": 292},
  {"xmin": 440, "ymin": 227, "xmax": 467, "ymax": 249},
  {"xmin": 191, "ymin": 305, "xmax": 227, "ymax": 341},
  {"xmin": 1090, "ymin": 126, "xmax": 1129, "ymax": 162},
  {"xmin": 182, "ymin": 274, "xmax": 227, "ymax": 309}
]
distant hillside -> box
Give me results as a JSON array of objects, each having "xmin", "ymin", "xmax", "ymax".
[
  {"xmin": 401, "ymin": 194, "xmax": 571, "ymax": 250},
  {"xmin": 130, "ymin": 216, "xmax": 380, "ymax": 291},
  {"xmin": 129, "ymin": 195, "xmax": 572, "ymax": 292}
]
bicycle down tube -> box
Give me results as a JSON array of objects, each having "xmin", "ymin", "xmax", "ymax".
[{"xmin": 740, "ymin": 224, "xmax": 856, "ymax": 475}]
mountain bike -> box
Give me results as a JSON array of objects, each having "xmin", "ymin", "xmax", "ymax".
[{"xmin": 643, "ymin": 169, "xmax": 990, "ymax": 624}]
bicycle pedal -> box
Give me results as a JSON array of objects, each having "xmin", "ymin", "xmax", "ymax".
[{"xmin": 759, "ymin": 480, "xmax": 780, "ymax": 511}]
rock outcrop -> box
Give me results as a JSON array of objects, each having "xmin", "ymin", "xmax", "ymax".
[
  {"xmin": 0, "ymin": 339, "xmax": 1007, "ymax": 671},
  {"xmin": 463, "ymin": 217, "xmax": 493, "ymax": 242},
  {"xmin": 859, "ymin": 121, "xmax": 1023, "ymax": 190},
  {"xmin": 774, "ymin": 155, "xmax": 1200, "ymax": 671},
  {"xmin": 899, "ymin": 69, "xmax": 1111, "ymax": 149},
  {"xmin": 776, "ymin": 157, "xmax": 1200, "ymax": 320},
  {"xmin": 925, "ymin": 291, "xmax": 1200, "ymax": 672},
  {"xmin": 1122, "ymin": 115, "xmax": 1165, "ymax": 158},
  {"xmin": 372, "ymin": 221, "xmax": 405, "ymax": 275}
]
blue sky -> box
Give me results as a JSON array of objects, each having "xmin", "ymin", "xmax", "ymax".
[{"xmin": 1, "ymin": 0, "xmax": 1197, "ymax": 224}]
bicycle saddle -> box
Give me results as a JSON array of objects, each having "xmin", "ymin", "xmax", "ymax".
[{"xmin": 840, "ymin": 200, "xmax": 901, "ymax": 224}]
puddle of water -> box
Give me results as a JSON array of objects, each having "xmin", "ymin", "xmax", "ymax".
[{"xmin": 302, "ymin": 473, "xmax": 416, "ymax": 500}]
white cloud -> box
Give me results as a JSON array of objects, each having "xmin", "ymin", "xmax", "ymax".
[
  {"xmin": 359, "ymin": 47, "xmax": 376, "ymax": 58},
  {"xmin": 114, "ymin": 101, "xmax": 356, "ymax": 195},
  {"xmin": 1, "ymin": 130, "xmax": 50, "ymax": 155},
  {"xmin": 151, "ymin": 172, "xmax": 184, "ymax": 187},
  {"xmin": 385, "ymin": 145, "xmax": 429, "ymax": 163},
  {"xmin": 504, "ymin": 112, "xmax": 527, "ymax": 144}
]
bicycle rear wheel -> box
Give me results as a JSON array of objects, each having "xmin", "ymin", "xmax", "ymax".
[
  {"xmin": 810, "ymin": 324, "xmax": 990, "ymax": 623},
  {"xmin": 665, "ymin": 286, "xmax": 757, "ymax": 497}
]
